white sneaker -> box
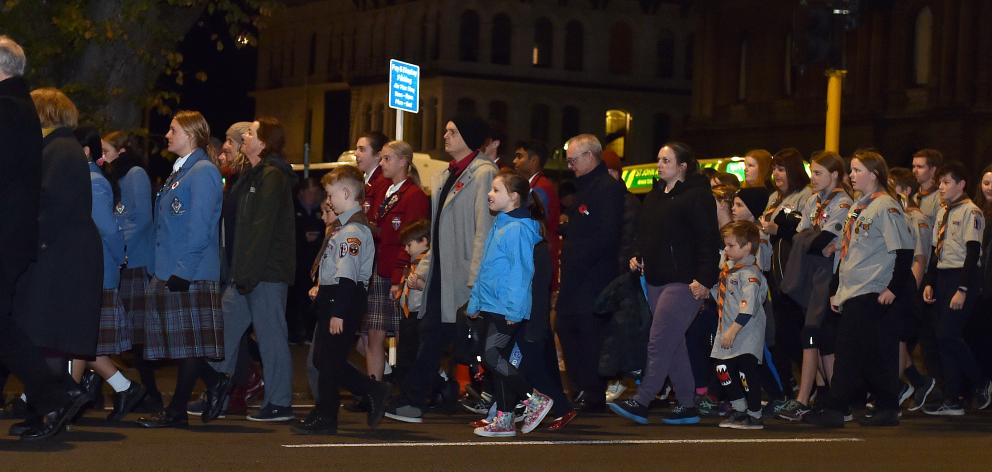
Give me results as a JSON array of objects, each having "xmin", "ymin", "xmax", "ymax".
[{"xmin": 605, "ymin": 381, "xmax": 627, "ymax": 403}]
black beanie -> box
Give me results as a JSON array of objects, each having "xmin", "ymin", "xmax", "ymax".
[
  {"xmin": 736, "ymin": 187, "xmax": 771, "ymax": 220},
  {"xmin": 450, "ymin": 114, "xmax": 490, "ymax": 152}
]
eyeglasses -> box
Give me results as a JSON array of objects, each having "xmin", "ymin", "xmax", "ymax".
[{"xmin": 566, "ymin": 150, "xmax": 589, "ymax": 166}]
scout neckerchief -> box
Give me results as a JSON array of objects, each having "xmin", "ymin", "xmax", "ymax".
[
  {"xmin": 310, "ymin": 219, "xmax": 341, "ymax": 281},
  {"xmin": 839, "ymin": 191, "xmax": 885, "ymax": 260},
  {"xmin": 716, "ymin": 261, "xmax": 752, "ymax": 334},
  {"xmin": 399, "ymin": 253, "xmax": 426, "ymax": 318},
  {"xmin": 914, "ymin": 183, "xmax": 936, "ymax": 208},
  {"xmin": 812, "ymin": 188, "xmax": 844, "ymax": 230},
  {"xmin": 935, "ymin": 195, "xmax": 970, "ymax": 259}
]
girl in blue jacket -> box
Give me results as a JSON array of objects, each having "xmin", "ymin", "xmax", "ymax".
[{"xmin": 469, "ymin": 170, "xmax": 553, "ymax": 437}]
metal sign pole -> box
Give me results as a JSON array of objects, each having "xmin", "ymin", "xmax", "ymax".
[{"xmin": 396, "ymin": 109, "xmax": 405, "ymax": 142}]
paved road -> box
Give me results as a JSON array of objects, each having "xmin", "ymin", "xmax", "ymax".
[{"xmin": 2, "ymin": 347, "xmax": 991, "ymax": 470}]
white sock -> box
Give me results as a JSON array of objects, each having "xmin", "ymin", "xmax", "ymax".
[
  {"xmin": 107, "ymin": 371, "xmax": 132, "ymax": 393},
  {"xmin": 20, "ymin": 393, "xmax": 27, "ymax": 402},
  {"xmin": 383, "ymin": 362, "xmax": 393, "ymax": 376}
]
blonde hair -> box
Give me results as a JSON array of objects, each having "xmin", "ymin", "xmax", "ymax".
[
  {"xmin": 224, "ymin": 121, "xmax": 253, "ymax": 170},
  {"xmin": 382, "ymin": 140, "xmax": 421, "ymax": 187},
  {"xmin": 321, "ymin": 165, "xmax": 365, "ymax": 202},
  {"xmin": 30, "ymin": 87, "xmax": 78, "ymax": 128},
  {"xmin": 173, "ymin": 110, "xmax": 211, "ymax": 151}
]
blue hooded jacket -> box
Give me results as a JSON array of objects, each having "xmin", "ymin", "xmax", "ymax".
[{"xmin": 467, "ymin": 208, "xmax": 542, "ymax": 322}]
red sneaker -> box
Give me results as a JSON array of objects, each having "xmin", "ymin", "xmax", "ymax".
[{"xmin": 544, "ymin": 409, "xmax": 577, "ymax": 432}]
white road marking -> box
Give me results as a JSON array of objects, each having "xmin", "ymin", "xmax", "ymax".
[{"xmin": 283, "ymin": 438, "xmax": 864, "ymax": 448}]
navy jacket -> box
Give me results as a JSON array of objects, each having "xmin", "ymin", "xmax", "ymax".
[
  {"xmin": 153, "ymin": 148, "xmax": 223, "ymax": 282},
  {"xmin": 90, "ymin": 161, "xmax": 125, "ymax": 289}
]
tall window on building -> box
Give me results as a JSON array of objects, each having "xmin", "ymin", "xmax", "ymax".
[
  {"xmin": 561, "ymin": 106, "xmax": 580, "ymax": 144},
  {"xmin": 432, "ymin": 12, "xmax": 441, "ymax": 60},
  {"xmin": 492, "ymin": 14, "xmax": 512, "ymax": 65},
  {"xmin": 605, "ymin": 109, "xmax": 631, "ymax": 158},
  {"xmin": 609, "ymin": 22, "xmax": 633, "ymax": 75},
  {"xmin": 308, "ymin": 33, "xmax": 317, "ymax": 76},
  {"xmin": 533, "ymin": 18, "xmax": 553, "ymax": 68},
  {"xmin": 457, "ymin": 98, "xmax": 477, "ymax": 116},
  {"xmin": 656, "ymin": 29, "xmax": 674, "ymax": 78},
  {"xmin": 459, "ymin": 10, "xmax": 480, "ymax": 62},
  {"xmin": 652, "ymin": 113, "xmax": 671, "ymax": 154},
  {"xmin": 737, "ymin": 38, "xmax": 748, "ymax": 101},
  {"xmin": 912, "ymin": 7, "xmax": 932, "ymax": 86},
  {"xmin": 784, "ymin": 34, "xmax": 794, "ymax": 96},
  {"xmin": 564, "ymin": 21, "xmax": 584, "ymax": 71},
  {"xmin": 684, "ymin": 33, "xmax": 694, "ymax": 79},
  {"xmin": 488, "ymin": 100, "xmax": 508, "ymax": 128},
  {"xmin": 530, "ymin": 104, "xmax": 550, "ymax": 141}
]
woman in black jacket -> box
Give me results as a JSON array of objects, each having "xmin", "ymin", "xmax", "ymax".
[{"xmin": 608, "ymin": 142, "xmax": 721, "ymax": 426}]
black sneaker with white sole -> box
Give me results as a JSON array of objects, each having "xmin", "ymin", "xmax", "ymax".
[{"xmin": 908, "ymin": 377, "xmax": 935, "ymax": 412}]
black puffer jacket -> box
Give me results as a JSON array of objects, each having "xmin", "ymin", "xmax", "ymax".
[{"xmin": 635, "ymin": 172, "xmax": 721, "ymax": 288}]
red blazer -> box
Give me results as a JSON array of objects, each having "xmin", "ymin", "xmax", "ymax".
[
  {"xmin": 363, "ymin": 166, "xmax": 390, "ymax": 226},
  {"xmin": 531, "ymin": 172, "xmax": 561, "ymax": 288},
  {"xmin": 373, "ymin": 179, "xmax": 429, "ymax": 283}
]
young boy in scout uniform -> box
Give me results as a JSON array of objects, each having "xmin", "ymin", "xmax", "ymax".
[
  {"xmin": 292, "ymin": 166, "xmax": 390, "ymax": 435},
  {"xmin": 710, "ymin": 221, "xmax": 768, "ymax": 430},
  {"xmin": 922, "ymin": 161, "xmax": 991, "ymax": 416}
]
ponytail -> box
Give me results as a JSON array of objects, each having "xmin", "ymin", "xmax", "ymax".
[{"xmin": 497, "ymin": 169, "xmax": 547, "ymax": 239}]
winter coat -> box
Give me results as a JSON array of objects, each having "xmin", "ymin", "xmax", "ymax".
[
  {"xmin": 90, "ymin": 161, "xmax": 125, "ymax": 289},
  {"xmin": 635, "ymin": 172, "xmax": 721, "ymax": 288},
  {"xmin": 372, "ymin": 179, "xmax": 429, "ymax": 283},
  {"xmin": 415, "ymin": 155, "xmax": 497, "ymax": 323},
  {"xmin": 556, "ymin": 163, "xmax": 626, "ymax": 316},
  {"xmin": 0, "ymin": 76, "xmax": 42, "ymax": 316},
  {"xmin": 231, "ymin": 155, "xmax": 297, "ymax": 291},
  {"xmin": 467, "ymin": 208, "xmax": 542, "ymax": 323},
  {"xmin": 14, "ymin": 127, "xmax": 103, "ymax": 357}
]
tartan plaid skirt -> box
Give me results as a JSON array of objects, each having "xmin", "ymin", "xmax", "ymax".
[
  {"xmin": 362, "ymin": 272, "xmax": 400, "ymax": 334},
  {"xmin": 141, "ymin": 277, "xmax": 224, "ymax": 361},
  {"xmin": 96, "ymin": 289, "xmax": 133, "ymax": 356},
  {"xmin": 119, "ymin": 267, "xmax": 149, "ymax": 345}
]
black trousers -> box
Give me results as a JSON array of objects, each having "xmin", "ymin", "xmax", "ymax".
[
  {"xmin": 770, "ymin": 291, "xmax": 803, "ymax": 394},
  {"xmin": 402, "ymin": 307, "xmax": 455, "ymax": 408},
  {"xmin": 392, "ymin": 312, "xmax": 420, "ymax": 381},
  {"xmin": 556, "ymin": 313, "xmax": 606, "ymax": 403},
  {"xmin": 313, "ymin": 286, "xmax": 374, "ymax": 418},
  {"xmin": 934, "ymin": 269, "xmax": 986, "ymax": 399},
  {"xmin": 0, "ymin": 310, "xmax": 68, "ymax": 414},
  {"xmin": 688, "ymin": 302, "xmax": 718, "ymax": 390},
  {"xmin": 518, "ymin": 326, "xmax": 571, "ymax": 417},
  {"xmin": 714, "ymin": 354, "xmax": 762, "ymax": 413},
  {"xmin": 826, "ymin": 293, "xmax": 900, "ymax": 411},
  {"xmin": 482, "ymin": 314, "xmax": 530, "ymax": 411}
]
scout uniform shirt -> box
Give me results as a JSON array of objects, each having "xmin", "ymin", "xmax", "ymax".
[
  {"xmin": 905, "ymin": 207, "xmax": 933, "ymax": 268},
  {"xmin": 796, "ymin": 188, "xmax": 854, "ymax": 236},
  {"xmin": 709, "ymin": 254, "xmax": 768, "ymax": 362},
  {"xmin": 917, "ymin": 188, "xmax": 941, "ymax": 227},
  {"xmin": 318, "ymin": 206, "xmax": 375, "ymax": 287},
  {"xmin": 932, "ymin": 198, "xmax": 985, "ymax": 269},
  {"xmin": 831, "ymin": 193, "xmax": 914, "ymax": 308},
  {"xmin": 764, "ymin": 187, "xmax": 813, "ymax": 225}
]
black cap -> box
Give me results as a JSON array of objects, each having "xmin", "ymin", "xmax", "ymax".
[
  {"xmin": 736, "ymin": 186, "xmax": 771, "ymax": 220},
  {"xmin": 450, "ymin": 114, "xmax": 490, "ymax": 152}
]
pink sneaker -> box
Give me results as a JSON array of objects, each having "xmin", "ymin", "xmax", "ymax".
[
  {"xmin": 521, "ymin": 392, "xmax": 554, "ymax": 434},
  {"xmin": 473, "ymin": 410, "xmax": 515, "ymax": 437}
]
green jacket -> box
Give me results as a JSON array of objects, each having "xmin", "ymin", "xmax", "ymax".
[{"xmin": 231, "ymin": 155, "xmax": 297, "ymax": 291}]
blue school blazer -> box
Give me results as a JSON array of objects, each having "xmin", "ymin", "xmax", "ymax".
[
  {"xmin": 89, "ymin": 161, "xmax": 125, "ymax": 289},
  {"xmin": 152, "ymin": 148, "xmax": 222, "ymax": 282},
  {"xmin": 118, "ymin": 165, "xmax": 155, "ymax": 270}
]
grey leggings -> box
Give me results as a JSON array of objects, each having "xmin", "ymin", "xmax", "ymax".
[{"xmin": 482, "ymin": 313, "xmax": 531, "ymax": 411}]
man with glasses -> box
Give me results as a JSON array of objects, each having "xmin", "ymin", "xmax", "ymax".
[{"xmin": 555, "ymin": 134, "xmax": 626, "ymax": 411}]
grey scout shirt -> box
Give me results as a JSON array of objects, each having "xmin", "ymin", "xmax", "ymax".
[
  {"xmin": 831, "ymin": 193, "xmax": 914, "ymax": 308},
  {"xmin": 318, "ymin": 206, "xmax": 375, "ymax": 287},
  {"xmin": 709, "ymin": 254, "xmax": 767, "ymax": 362},
  {"xmin": 796, "ymin": 189, "xmax": 853, "ymax": 236},
  {"xmin": 933, "ymin": 200, "xmax": 985, "ymax": 269},
  {"xmin": 905, "ymin": 207, "xmax": 932, "ymax": 267}
]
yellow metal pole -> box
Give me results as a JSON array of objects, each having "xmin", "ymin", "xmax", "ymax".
[{"xmin": 824, "ymin": 69, "xmax": 847, "ymax": 153}]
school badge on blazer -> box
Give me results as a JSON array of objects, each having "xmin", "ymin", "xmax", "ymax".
[{"xmin": 171, "ymin": 197, "xmax": 184, "ymax": 215}]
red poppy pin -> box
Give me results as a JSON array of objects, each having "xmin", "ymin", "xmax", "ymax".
[
  {"xmin": 578, "ymin": 204, "xmax": 589, "ymax": 216},
  {"xmin": 453, "ymin": 182, "xmax": 465, "ymax": 193}
]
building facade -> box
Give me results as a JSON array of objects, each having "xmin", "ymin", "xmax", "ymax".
[
  {"xmin": 684, "ymin": 0, "xmax": 992, "ymax": 171},
  {"xmin": 253, "ymin": 0, "xmax": 694, "ymax": 164}
]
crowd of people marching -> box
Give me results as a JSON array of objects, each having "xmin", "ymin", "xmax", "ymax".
[{"xmin": 2, "ymin": 35, "xmax": 992, "ymax": 442}]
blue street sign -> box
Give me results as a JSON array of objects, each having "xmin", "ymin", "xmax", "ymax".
[{"xmin": 388, "ymin": 59, "xmax": 420, "ymax": 113}]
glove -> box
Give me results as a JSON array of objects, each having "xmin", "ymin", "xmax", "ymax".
[{"xmin": 166, "ymin": 275, "xmax": 191, "ymax": 292}]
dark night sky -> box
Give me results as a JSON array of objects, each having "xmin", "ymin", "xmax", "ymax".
[{"xmin": 148, "ymin": 10, "xmax": 258, "ymax": 140}]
